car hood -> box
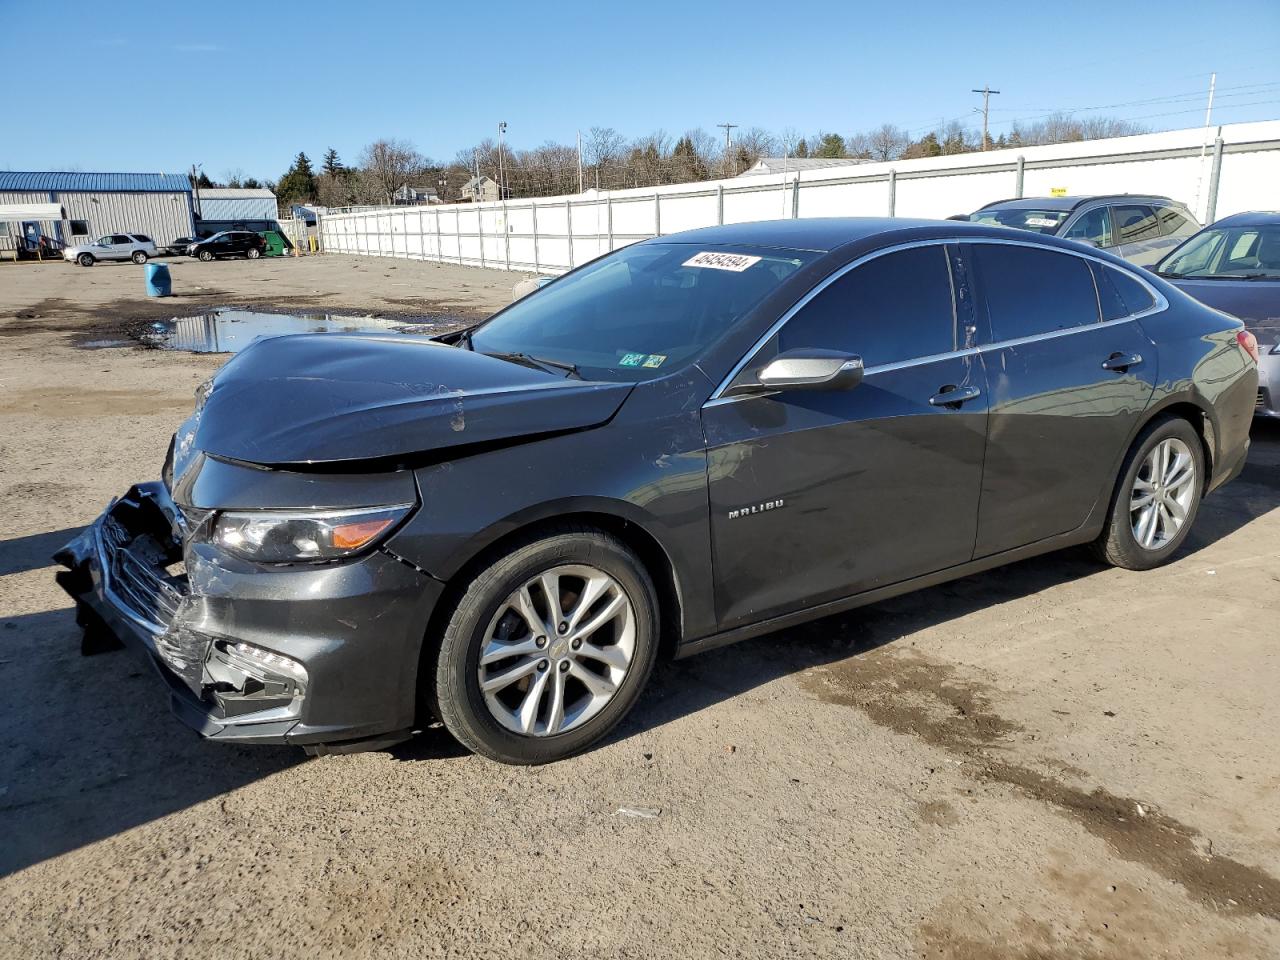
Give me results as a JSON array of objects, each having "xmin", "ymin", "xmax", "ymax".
[
  {"xmin": 188, "ymin": 333, "xmax": 633, "ymax": 466},
  {"xmin": 1169, "ymin": 278, "xmax": 1280, "ymax": 346}
]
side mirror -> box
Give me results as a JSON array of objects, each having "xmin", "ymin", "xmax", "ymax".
[{"xmin": 728, "ymin": 349, "xmax": 864, "ymax": 396}]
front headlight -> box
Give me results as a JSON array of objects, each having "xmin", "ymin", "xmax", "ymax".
[{"xmin": 211, "ymin": 504, "xmax": 413, "ymax": 563}]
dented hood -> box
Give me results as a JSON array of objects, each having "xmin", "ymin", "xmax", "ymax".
[{"xmin": 192, "ymin": 334, "xmax": 633, "ymax": 465}]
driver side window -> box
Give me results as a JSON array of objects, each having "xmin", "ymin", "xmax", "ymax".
[
  {"xmin": 1063, "ymin": 207, "xmax": 1113, "ymax": 247},
  {"xmin": 770, "ymin": 245, "xmax": 958, "ymax": 368}
]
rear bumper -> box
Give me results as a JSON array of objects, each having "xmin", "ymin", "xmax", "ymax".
[
  {"xmin": 1256, "ymin": 353, "xmax": 1279, "ymax": 418},
  {"xmin": 55, "ymin": 482, "xmax": 441, "ymax": 750}
]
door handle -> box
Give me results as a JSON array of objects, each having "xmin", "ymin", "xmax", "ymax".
[
  {"xmin": 929, "ymin": 384, "xmax": 982, "ymax": 408},
  {"xmin": 1102, "ymin": 352, "xmax": 1142, "ymax": 372}
]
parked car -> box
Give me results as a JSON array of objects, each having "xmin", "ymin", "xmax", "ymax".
[
  {"xmin": 965, "ymin": 196, "xmax": 1200, "ymax": 266},
  {"xmin": 165, "ymin": 236, "xmax": 196, "ymax": 256},
  {"xmin": 187, "ymin": 230, "xmax": 266, "ymax": 261},
  {"xmin": 1155, "ymin": 211, "xmax": 1280, "ymax": 417},
  {"xmin": 63, "ymin": 233, "xmax": 158, "ymax": 267},
  {"xmin": 57, "ymin": 218, "xmax": 1258, "ymax": 764}
]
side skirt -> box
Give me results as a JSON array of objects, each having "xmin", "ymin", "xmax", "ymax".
[{"xmin": 673, "ymin": 524, "xmax": 1102, "ymax": 660}]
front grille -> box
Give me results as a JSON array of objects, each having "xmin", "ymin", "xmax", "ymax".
[
  {"xmin": 102, "ymin": 514, "xmax": 187, "ymax": 631},
  {"xmin": 1259, "ymin": 388, "xmax": 1267, "ymax": 409}
]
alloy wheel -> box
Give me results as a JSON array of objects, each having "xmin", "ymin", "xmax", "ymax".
[
  {"xmin": 1130, "ymin": 437, "xmax": 1196, "ymax": 550},
  {"xmin": 478, "ymin": 564, "xmax": 636, "ymax": 737}
]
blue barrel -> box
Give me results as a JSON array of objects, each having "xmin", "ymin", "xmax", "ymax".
[{"xmin": 145, "ymin": 262, "xmax": 172, "ymax": 297}]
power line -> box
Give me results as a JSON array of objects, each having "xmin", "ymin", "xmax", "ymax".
[{"xmin": 971, "ymin": 85, "xmax": 1001, "ymax": 150}]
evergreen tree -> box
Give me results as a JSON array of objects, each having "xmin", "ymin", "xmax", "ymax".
[
  {"xmin": 794, "ymin": 139, "xmax": 809, "ymax": 158},
  {"xmin": 276, "ymin": 152, "xmax": 319, "ymax": 204},
  {"xmin": 814, "ymin": 133, "xmax": 846, "ymax": 158},
  {"xmin": 322, "ymin": 148, "xmax": 344, "ymax": 178}
]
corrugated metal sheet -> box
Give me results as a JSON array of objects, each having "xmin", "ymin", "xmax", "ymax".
[
  {"xmin": 196, "ymin": 196, "xmax": 279, "ymax": 220},
  {"xmin": 0, "ymin": 171, "xmax": 191, "ymax": 193},
  {"xmin": 0, "ymin": 189, "xmax": 193, "ymax": 245}
]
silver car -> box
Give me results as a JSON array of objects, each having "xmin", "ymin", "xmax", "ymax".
[
  {"xmin": 967, "ymin": 195, "xmax": 1201, "ymax": 266},
  {"xmin": 64, "ymin": 233, "xmax": 158, "ymax": 267}
]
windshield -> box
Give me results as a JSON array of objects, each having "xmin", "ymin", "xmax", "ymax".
[
  {"xmin": 1157, "ymin": 225, "xmax": 1280, "ymax": 280},
  {"xmin": 469, "ymin": 242, "xmax": 817, "ymax": 382},
  {"xmin": 968, "ymin": 207, "xmax": 1071, "ymax": 234}
]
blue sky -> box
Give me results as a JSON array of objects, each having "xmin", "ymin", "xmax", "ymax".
[{"xmin": 4, "ymin": 0, "xmax": 1278, "ymax": 180}]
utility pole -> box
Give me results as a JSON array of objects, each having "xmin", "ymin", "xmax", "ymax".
[
  {"xmin": 576, "ymin": 130, "xmax": 584, "ymax": 193},
  {"xmin": 971, "ymin": 85, "xmax": 1001, "ymax": 150},
  {"xmin": 717, "ymin": 122, "xmax": 738, "ymax": 178},
  {"xmin": 497, "ymin": 121, "xmax": 507, "ymax": 199}
]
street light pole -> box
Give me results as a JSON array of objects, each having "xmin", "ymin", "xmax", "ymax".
[{"xmin": 497, "ymin": 121, "xmax": 507, "ymax": 199}]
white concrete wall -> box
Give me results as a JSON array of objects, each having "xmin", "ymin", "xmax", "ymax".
[{"xmin": 320, "ymin": 120, "xmax": 1280, "ymax": 274}]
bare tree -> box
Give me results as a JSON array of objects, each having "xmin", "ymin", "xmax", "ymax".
[
  {"xmin": 866, "ymin": 124, "xmax": 910, "ymax": 161},
  {"xmin": 359, "ymin": 138, "xmax": 428, "ymax": 204}
]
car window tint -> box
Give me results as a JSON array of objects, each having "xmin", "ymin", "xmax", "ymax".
[
  {"xmin": 1089, "ymin": 262, "xmax": 1129, "ymax": 321},
  {"xmin": 1106, "ymin": 266, "xmax": 1155, "ymax": 315},
  {"xmin": 113, "ymin": 234, "xmax": 131, "ymax": 244},
  {"xmin": 1154, "ymin": 205, "xmax": 1194, "ymax": 237},
  {"xmin": 133, "ymin": 234, "xmax": 151, "ymax": 243},
  {"xmin": 972, "ymin": 244, "xmax": 1100, "ymax": 341},
  {"xmin": 1228, "ymin": 231, "xmax": 1259, "ymax": 260},
  {"xmin": 1063, "ymin": 207, "xmax": 1113, "ymax": 247},
  {"xmin": 775, "ymin": 246, "xmax": 956, "ymax": 367},
  {"xmin": 1113, "ymin": 205, "xmax": 1160, "ymax": 243}
]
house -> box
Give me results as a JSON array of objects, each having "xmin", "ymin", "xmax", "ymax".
[
  {"xmin": 736, "ymin": 157, "xmax": 871, "ymax": 177},
  {"xmin": 393, "ymin": 184, "xmax": 440, "ymax": 205},
  {"xmin": 460, "ymin": 175, "xmax": 505, "ymax": 202},
  {"xmin": 0, "ymin": 171, "xmax": 194, "ymax": 254}
]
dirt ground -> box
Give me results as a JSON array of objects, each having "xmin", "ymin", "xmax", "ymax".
[{"xmin": 1, "ymin": 255, "xmax": 1277, "ymax": 960}]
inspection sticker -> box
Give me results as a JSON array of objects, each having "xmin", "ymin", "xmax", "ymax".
[
  {"xmin": 683, "ymin": 251, "xmax": 762, "ymax": 272},
  {"xmin": 642, "ymin": 354, "xmax": 667, "ymax": 368},
  {"xmin": 619, "ymin": 353, "xmax": 647, "ymax": 367}
]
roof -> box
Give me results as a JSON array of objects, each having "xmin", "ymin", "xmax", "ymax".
[
  {"xmin": 197, "ymin": 187, "xmax": 276, "ymax": 199},
  {"xmin": 1210, "ymin": 211, "xmax": 1280, "ymax": 227},
  {"xmin": 650, "ymin": 216, "xmax": 1123, "ymax": 256},
  {"xmin": 977, "ymin": 194, "xmax": 1174, "ymax": 212},
  {"xmin": 463, "ymin": 176, "xmax": 494, "ymax": 189},
  {"xmin": 0, "ymin": 171, "xmax": 191, "ymax": 193},
  {"xmin": 739, "ymin": 157, "xmax": 871, "ymax": 176}
]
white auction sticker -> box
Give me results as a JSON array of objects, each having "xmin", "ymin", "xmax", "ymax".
[
  {"xmin": 683, "ymin": 251, "xmax": 762, "ymax": 272},
  {"xmin": 1025, "ymin": 217, "xmax": 1059, "ymax": 227}
]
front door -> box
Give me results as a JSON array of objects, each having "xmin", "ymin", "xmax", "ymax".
[
  {"xmin": 702, "ymin": 243, "xmax": 988, "ymax": 627},
  {"xmin": 965, "ymin": 241, "xmax": 1157, "ymax": 557}
]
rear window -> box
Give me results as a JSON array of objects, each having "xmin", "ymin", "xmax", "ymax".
[
  {"xmin": 972, "ymin": 244, "xmax": 1100, "ymax": 341},
  {"xmin": 1113, "ymin": 205, "xmax": 1160, "ymax": 244},
  {"xmin": 969, "ymin": 207, "xmax": 1070, "ymax": 234},
  {"xmin": 1154, "ymin": 205, "xmax": 1195, "ymax": 238},
  {"xmin": 1107, "ymin": 266, "xmax": 1155, "ymax": 315}
]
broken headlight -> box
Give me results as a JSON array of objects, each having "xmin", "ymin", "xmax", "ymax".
[{"xmin": 211, "ymin": 504, "xmax": 413, "ymax": 564}]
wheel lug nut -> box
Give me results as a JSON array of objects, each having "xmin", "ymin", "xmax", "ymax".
[
  {"xmin": 559, "ymin": 660, "xmax": 570, "ymax": 672},
  {"xmin": 557, "ymin": 622, "xmax": 569, "ymax": 634},
  {"xmin": 537, "ymin": 659, "xmax": 549, "ymax": 672},
  {"xmin": 535, "ymin": 636, "xmax": 547, "ymax": 648},
  {"xmin": 571, "ymin": 638, "xmax": 582, "ymax": 650}
]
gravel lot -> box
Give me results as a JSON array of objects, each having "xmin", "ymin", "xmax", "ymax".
[{"xmin": 1, "ymin": 255, "xmax": 1278, "ymax": 959}]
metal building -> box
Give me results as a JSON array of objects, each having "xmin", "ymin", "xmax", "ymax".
[
  {"xmin": 194, "ymin": 187, "xmax": 279, "ymax": 223},
  {"xmin": 0, "ymin": 171, "xmax": 194, "ymax": 254}
]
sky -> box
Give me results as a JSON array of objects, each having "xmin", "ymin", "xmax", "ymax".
[{"xmin": 3, "ymin": 0, "xmax": 1279, "ymax": 181}]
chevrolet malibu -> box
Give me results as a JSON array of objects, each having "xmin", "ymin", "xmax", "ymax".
[{"xmin": 57, "ymin": 219, "xmax": 1259, "ymax": 764}]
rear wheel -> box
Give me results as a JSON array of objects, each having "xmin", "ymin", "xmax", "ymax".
[
  {"xmin": 198, "ymin": 249, "xmax": 214, "ymax": 262},
  {"xmin": 77, "ymin": 253, "xmax": 95, "ymax": 267},
  {"xmin": 131, "ymin": 250, "xmax": 148, "ymax": 264},
  {"xmin": 246, "ymin": 247, "xmax": 261, "ymax": 260},
  {"xmin": 1093, "ymin": 416, "xmax": 1204, "ymax": 570},
  {"xmin": 433, "ymin": 526, "xmax": 659, "ymax": 764}
]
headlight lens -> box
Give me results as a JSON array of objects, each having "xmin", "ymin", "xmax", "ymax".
[{"xmin": 211, "ymin": 504, "xmax": 413, "ymax": 563}]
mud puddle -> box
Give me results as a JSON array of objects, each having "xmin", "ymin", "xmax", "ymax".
[{"xmin": 79, "ymin": 307, "xmax": 463, "ymax": 354}]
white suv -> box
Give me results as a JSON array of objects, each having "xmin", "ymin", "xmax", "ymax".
[{"xmin": 64, "ymin": 233, "xmax": 159, "ymax": 267}]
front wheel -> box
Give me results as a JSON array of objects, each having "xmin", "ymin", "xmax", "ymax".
[
  {"xmin": 246, "ymin": 247, "xmax": 261, "ymax": 260},
  {"xmin": 198, "ymin": 249, "xmax": 214, "ymax": 262},
  {"xmin": 433, "ymin": 526, "xmax": 660, "ymax": 764},
  {"xmin": 77, "ymin": 253, "xmax": 95, "ymax": 267},
  {"xmin": 131, "ymin": 250, "xmax": 148, "ymax": 264},
  {"xmin": 1093, "ymin": 416, "xmax": 1204, "ymax": 570}
]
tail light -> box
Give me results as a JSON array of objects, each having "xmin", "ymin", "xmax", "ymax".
[{"xmin": 1237, "ymin": 330, "xmax": 1259, "ymax": 364}]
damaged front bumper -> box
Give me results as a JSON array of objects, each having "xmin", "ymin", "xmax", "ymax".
[{"xmin": 55, "ymin": 482, "xmax": 442, "ymax": 752}]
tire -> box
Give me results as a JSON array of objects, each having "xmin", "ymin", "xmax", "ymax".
[
  {"xmin": 198, "ymin": 249, "xmax": 214, "ymax": 262},
  {"xmin": 433, "ymin": 525, "xmax": 660, "ymax": 764},
  {"xmin": 1092, "ymin": 416, "xmax": 1205, "ymax": 570},
  {"xmin": 246, "ymin": 247, "xmax": 261, "ymax": 260},
  {"xmin": 77, "ymin": 253, "xmax": 95, "ymax": 267},
  {"xmin": 131, "ymin": 250, "xmax": 148, "ymax": 264}
]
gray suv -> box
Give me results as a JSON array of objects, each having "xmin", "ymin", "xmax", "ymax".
[{"xmin": 966, "ymin": 195, "xmax": 1200, "ymax": 266}]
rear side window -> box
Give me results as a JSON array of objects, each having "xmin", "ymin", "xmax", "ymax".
[
  {"xmin": 972, "ymin": 244, "xmax": 1100, "ymax": 341},
  {"xmin": 1154, "ymin": 205, "xmax": 1195, "ymax": 237},
  {"xmin": 111, "ymin": 234, "xmax": 131, "ymax": 244},
  {"xmin": 1063, "ymin": 207, "xmax": 1114, "ymax": 247},
  {"xmin": 774, "ymin": 245, "xmax": 956, "ymax": 367},
  {"xmin": 1113, "ymin": 205, "xmax": 1160, "ymax": 244},
  {"xmin": 132, "ymin": 234, "xmax": 151, "ymax": 243},
  {"xmin": 1106, "ymin": 266, "xmax": 1155, "ymax": 315}
]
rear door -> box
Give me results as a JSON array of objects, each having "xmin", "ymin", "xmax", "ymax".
[
  {"xmin": 702, "ymin": 243, "xmax": 988, "ymax": 626},
  {"xmin": 1111, "ymin": 204, "xmax": 1164, "ymax": 265},
  {"xmin": 109, "ymin": 234, "xmax": 133, "ymax": 260},
  {"xmin": 967, "ymin": 241, "xmax": 1158, "ymax": 557}
]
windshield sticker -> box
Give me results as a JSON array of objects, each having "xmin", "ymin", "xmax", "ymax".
[
  {"xmin": 619, "ymin": 353, "xmax": 647, "ymax": 367},
  {"xmin": 683, "ymin": 251, "xmax": 762, "ymax": 272},
  {"xmin": 642, "ymin": 354, "xmax": 667, "ymax": 368},
  {"xmin": 1026, "ymin": 217, "xmax": 1060, "ymax": 227}
]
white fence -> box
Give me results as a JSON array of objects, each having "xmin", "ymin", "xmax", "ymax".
[{"xmin": 320, "ymin": 120, "xmax": 1280, "ymax": 275}]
